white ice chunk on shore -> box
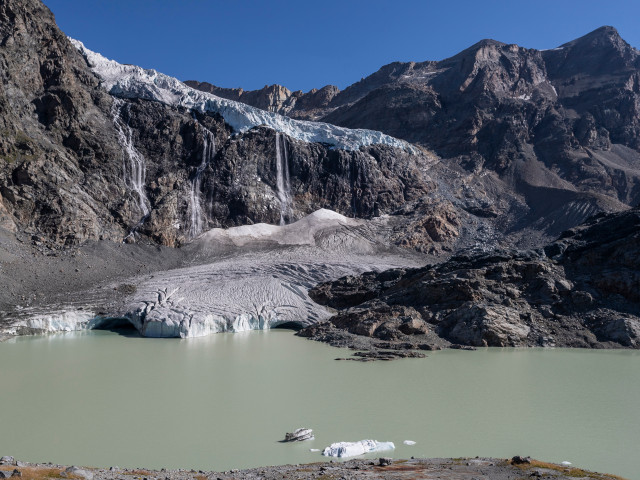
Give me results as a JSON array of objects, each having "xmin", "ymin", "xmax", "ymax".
[
  {"xmin": 69, "ymin": 39, "xmax": 416, "ymax": 152},
  {"xmin": 322, "ymin": 440, "xmax": 395, "ymax": 458}
]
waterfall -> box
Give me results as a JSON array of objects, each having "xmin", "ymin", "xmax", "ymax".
[
  {"xmin": 275, "ymin": 132, "xmax": 292, "ymax": 226},
  {"xmin": 112, "ymin": 98, "xmax": 150, "ymax": 219},
  {"xmin": 189, "ymin": 125, "xmax": 216, "ymax": 239}
]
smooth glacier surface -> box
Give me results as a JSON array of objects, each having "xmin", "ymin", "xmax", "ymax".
[{"xmin": 69, "ymin": 39, "xmax": 415, "ymax": 152}]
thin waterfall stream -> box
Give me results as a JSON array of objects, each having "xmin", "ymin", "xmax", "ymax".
[
  {"xmin": 112, "ymin": 98, "xmax": 150, "ymax": 236},
  {"xmin": 189, "ymin": 124, "xmax": 216, "ymax": 239},
  {"xmin": 275, "ymin": 132, "xmax": 292, "ymax": 225}
]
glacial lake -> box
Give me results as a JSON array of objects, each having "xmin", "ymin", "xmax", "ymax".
[{"xmin": 1, "ymin": 330, "xmax": 638, "ymax": 479}]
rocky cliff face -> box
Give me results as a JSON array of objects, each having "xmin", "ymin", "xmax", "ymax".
[
  {"xmin": 1, "ymin": 0, "xmax": 638, "ymax": 266},
  {"xmin": 189, "ymin": 27, "xmax": 640, "ymax": 242},
  {"xmin": 298, "ymin": 206, "xmax": 640, "ymax": 351},
  {"xmin": 0, "ymin": 0, "xmax": 460, "ymax": 252}
]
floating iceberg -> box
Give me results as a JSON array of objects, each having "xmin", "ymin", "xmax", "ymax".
[
  {"xmin": 322, "ymin": 440, "xmax": 395, "ymax": 458},
  {"xmin": 403, "ymin": 440, "xmax": 416, "ymax": 445}
]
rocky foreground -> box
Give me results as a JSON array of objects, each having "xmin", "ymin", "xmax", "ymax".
[
  {"xmin": 0, "ymin": 457, "xmax": 626, "ymax": 480},
  {"xmin": 297, "ymin": 206, "xmax": 640, "ymax": 358}
]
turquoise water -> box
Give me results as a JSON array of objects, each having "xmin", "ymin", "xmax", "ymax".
[{"xmin": 0, "ymin": 330, "xmax": 638, "ymax": 478}]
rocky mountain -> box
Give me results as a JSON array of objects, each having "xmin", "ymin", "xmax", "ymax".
[
  {"xmin": 0, "ymin": 0, "xmax": 463, "ymax": 252},
  {"xmin": 1, "ymin": 0, "xmax": 639, "ymax": 353},
  {"xmin": 188, "ymin": 26, "xmax": 640, "ymax": 242},
  {"xmin": 298, "ymin": 206, "xmax": 640, "ymax": 352},
  {"xmin": 2, "ymin": 0, "xmax": 637, "ymax": 256}
]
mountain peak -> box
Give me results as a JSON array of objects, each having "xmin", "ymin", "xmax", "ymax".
[
  {"xmin": 473, "ymin": 38, "xmax": 507, "ymax": 49},
  {"xmin": 560, "ymin": 25, "xmax": 627, "ymax": 51}
]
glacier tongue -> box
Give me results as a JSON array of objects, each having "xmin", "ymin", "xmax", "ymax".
[
  {"xmin": 114, "ymin": 209, "xmax": 419, "ymax": 338},
  {"xmin": 1, "ymin": 210, "xmax": 423, "ymax": 340},
  {"xmin": 69, "ymin": 39, "xmax": 416, "ymax": 152}
]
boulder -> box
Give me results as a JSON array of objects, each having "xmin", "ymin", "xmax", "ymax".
[
  {"xmin": 511, "ymin": 455, "xmax": 532, "ymax": 465},
  {"xmin": 60, "ymin": 466, "xmax": 93, "ymax": 480},
  {"xmin": 282, "ymin": 428, "xmax": 314, "ymax": 442}
]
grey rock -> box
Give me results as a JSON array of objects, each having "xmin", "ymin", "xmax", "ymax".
[
  {"xmin": 0, "ymin": 458, "xmax": 14, "ymax": 466},
  {"xmin": 283, "ymin": 428, "xmax": 314, "ymax": 442},
  {"xmin": 378, "ymin": 457, "xmax": 393, "ymax": 466},
  {"xmin": 61, "ymin": 466, "xmax": 93, "ymax": 480}
]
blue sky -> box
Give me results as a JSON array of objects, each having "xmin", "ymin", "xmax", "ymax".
[{"xmin": 43, "ymin": 0, "xmax": 639, "ymax": 93}]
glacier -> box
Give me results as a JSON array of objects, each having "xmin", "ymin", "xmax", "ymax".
[
  {"xmin": 69, "ymin": 39, "xmax": 416, "ymax": 152},
  {"xmin": 1, "ymin": 210, "xmax": 423, "ymax": 339},
  {"xmin": 322, "ymin": 440, "xmax": 395, "ymax": 458}
]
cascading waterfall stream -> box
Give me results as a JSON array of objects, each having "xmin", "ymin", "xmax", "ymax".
[
  {"xmin": 275, "ymin": 132, "xmax": 292, "ymax": 226},
  {"xmin": 189, "ymin": 125, "xmax": 216, "ymax": 239},
  {"xmin": 112, "ymin": 98, "xmax": 151, "ymax": 234}
]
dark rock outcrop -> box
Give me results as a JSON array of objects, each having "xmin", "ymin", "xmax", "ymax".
[{"xmin": 298, "ymin": 206, "xmax": 640, "ymax": 351}]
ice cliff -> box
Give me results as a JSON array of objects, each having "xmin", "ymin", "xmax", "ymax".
[{"xmin": 69, "ymin": 39, "xmax": 415, "ymax": 152}]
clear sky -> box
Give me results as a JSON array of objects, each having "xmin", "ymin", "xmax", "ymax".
[{"xmin": 42, "ymin": 0, "xmax": 640, "ymax": 93}]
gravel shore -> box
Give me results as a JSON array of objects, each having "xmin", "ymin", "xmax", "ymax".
[{"xmin": 0, "ymin": 457, "xmax": 626, "ymax": 480}]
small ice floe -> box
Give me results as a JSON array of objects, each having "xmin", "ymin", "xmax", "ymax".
[
  {"xmin": 309, "ymin": 449, "xmax": 321, "ymax": 452},
  {"xmin": 282, "ymin": 428, "xmax": 314, "ymax": 442},
  {"xmin": 561, "ymin": 461, "xmax": 572, "ymax": 466},
  {"xmin": 322, "ymin": 439, "xmax": 395, "ymax": 458},
  {"xmin": 403, "ymin": 440, "xmax": 416, "ymax": 445}
]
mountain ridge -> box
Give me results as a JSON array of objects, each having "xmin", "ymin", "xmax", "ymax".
[{"xmin": 188, "ymin": 24, "xmax": 640, "ymax": 246}]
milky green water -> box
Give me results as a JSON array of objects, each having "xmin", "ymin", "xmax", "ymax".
[{"xmin": 0, "ymin": 330, "xmax": 638, "ymax": 479}]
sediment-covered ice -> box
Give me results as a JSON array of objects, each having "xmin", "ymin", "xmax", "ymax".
[
  {"xmin": 69, "ymin": 39, "xmax": 415, "ymax": 152},
  {"xmin": 322, "ymin": 440, "xmax": 395, "ymax": 458},
  {"xmin": 199, "ymin": 209, "xmax": 364, "ymax": 247}
]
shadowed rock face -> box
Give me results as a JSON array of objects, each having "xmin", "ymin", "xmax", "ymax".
[
  {"xmin": 189, "ymin": 26, "xmax": 640, "ymax": 242},
  {"xmin": 0, "ymin": 0, "xmax": 458, "ymax": 251},
  {"xmin": 299, "ymin": 206, "xmax": 640, "ymax": 350}
]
